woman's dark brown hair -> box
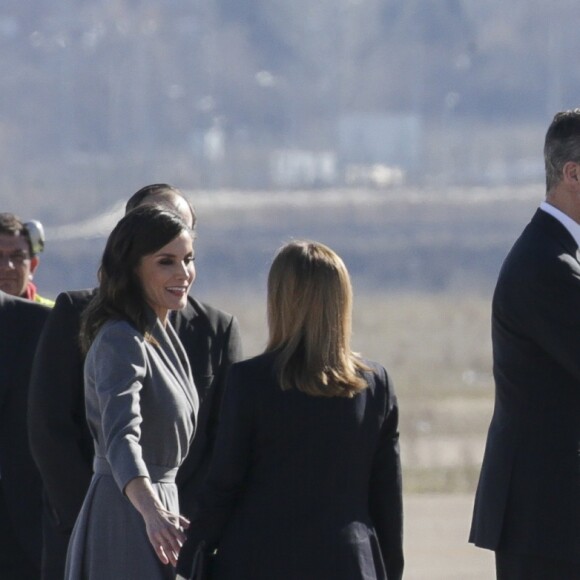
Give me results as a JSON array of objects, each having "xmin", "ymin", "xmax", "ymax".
[{"xmin": 80, "ymin": 205, "xmax": 191, "ymax": 354}]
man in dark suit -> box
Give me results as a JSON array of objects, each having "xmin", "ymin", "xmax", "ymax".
[
  {"xmin": 470, "ymin": 110, "xmax": 580, "ymax": 578},
  {"xmin": 28, "ymin": 184, "xmax": 243, "ymax": 580},
  {"xmin": 0, "ymin": 290, "xmax": 49, "ymax": 579}
]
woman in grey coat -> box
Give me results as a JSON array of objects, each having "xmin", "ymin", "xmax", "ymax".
[{"xmin": 65, "ymin": 205, "xmax": 199, "ymax": 580}]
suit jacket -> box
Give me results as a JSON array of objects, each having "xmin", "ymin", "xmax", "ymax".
[
  {"xmin": 0, "ymin": 291, "xmax": 50, "ymax": 572},
  {"xmin": 27, "ymin": 289, "xmax": 242, "ymax": 574},
  {"xmin": 187, "ymin": 352, "xmax": 404, "ymax": 580},
  {"xmin": 470, "ymin": 209, "xmax": 580, "ymax": 564}
]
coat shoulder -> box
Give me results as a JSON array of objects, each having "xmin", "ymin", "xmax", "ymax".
[
  {"xmin": 184, "ymin": 296, "xmax": 236, "ymax": 328},
  {"xmin": 94, "ymin": 319, "xmax": 140, "ymax": 342},
  {"xmin": 359, "ymin": 358, "xmax": 390, "ymax": 387},
  {"xmin": 0, "ymin": 291, "xmax": 50, "ymax": 327},
  {"xmin": 226, "ymin": 352, "xmax": 277, "ymax": 388},
  {"xmin": 55, "ymin": 288, "xmax": 97, "ymax": 312},
  {"xmin": 229, "ymin": 352, "xmax": 274, "ymax": 374}
]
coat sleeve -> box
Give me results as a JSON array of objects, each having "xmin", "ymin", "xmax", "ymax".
[
  {"xmin": 368, "ymin": 366, "xmax": 404, "ymax": 580},
  {"xmin": 87, "ymin": 323, "xmax": 150, "ymax": 492},
  {"xmin": 187, "ymin": 362, "xmax": 253, "ymax": 548},
  {"xmin": 500, "ymin": 247, "xmax": 580, "ymax": 384},
  {"xmin": 27, "ymin": 292, "xmax": 93, "ymax": 531}
]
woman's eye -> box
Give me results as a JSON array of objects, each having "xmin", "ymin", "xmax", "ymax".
[{"xmin": 159, "ymin": 258, "xmax": 173, "ymax": 266}]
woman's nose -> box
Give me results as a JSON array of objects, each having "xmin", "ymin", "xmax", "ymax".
[{"xmin": 177, "ymin": 260, "xmax": 192, "ymax": 278}]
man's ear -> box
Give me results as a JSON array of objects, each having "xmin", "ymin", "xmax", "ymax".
[
  {"xmin": 562, "ymin": 160, "xmax": 580, "ymax": 183},
  {"xmin": 29, "ymin": 256, "xmax": 40, "ymax": 276}
]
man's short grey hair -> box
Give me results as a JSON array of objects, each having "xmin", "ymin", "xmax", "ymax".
[{"xmin": 544, "ymin": 108, "xmax": 580, "ymax": 191}]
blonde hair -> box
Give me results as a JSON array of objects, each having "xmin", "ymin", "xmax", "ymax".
[{"xmin": 265, "ymin": 240, "xmax": 368, "ymax": 397}]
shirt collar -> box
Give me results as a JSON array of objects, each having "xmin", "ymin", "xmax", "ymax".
[{"xmin": 539, "ymin": 201, "xmax": 580, "ymax": 247}]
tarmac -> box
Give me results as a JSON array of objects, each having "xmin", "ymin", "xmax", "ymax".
[{"xmin": 404, "ymin": 494, "xmax": 495, "ymax": 579}]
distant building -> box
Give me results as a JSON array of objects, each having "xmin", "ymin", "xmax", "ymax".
[
  {"xmin": 338, "ymin": 113, "xmax": 422, "ymax": 184},
  {"xmin": 344, "ymin": 164, "xmax": 405, "ymax": 188},
  {"xmin": 270, "ymin": 149, "xmax": 337, "ymax": 188}
]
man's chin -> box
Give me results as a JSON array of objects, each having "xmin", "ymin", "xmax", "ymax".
[{"xmin": 0, "ymin": 283, "xmax": 19, "ymax": 296}]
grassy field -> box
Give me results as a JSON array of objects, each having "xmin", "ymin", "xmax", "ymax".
[
  {"xmin": 40, "ymin": 186, "xmax": 520, "ymax": 495},
  {"xmin": 213, "ymin": 290, "xmax": 499, "ymax": 576},
  {"xmin": 39, "ymin": 187, "xmax": 514, "ymax": 576},
  {"xmin": 38, "ymin": 187, "xmax": 523, "ymax": 576},
  {"xmin": 42, "ymin": 186, "xmax": 528, "ymax": 493},
  {"xmin": 211, "ymin": 290, "xmax": 495, "ymax": 495}
]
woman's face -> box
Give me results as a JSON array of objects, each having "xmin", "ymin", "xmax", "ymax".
[{"xmin": 135, "ymin": 230, "xmax": 195, "ymax": 324}]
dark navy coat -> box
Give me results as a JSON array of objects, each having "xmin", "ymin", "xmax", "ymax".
[
  {"xmin": 0, "ymin": 291, "xmax": 49, "ymax": 577},
  {"xmin": 189, "ymin": 352, "xmax": 404, "ymax": 580},
  {"xmin": 470, "ymin": 209, "xmax": 580, "ymax": 565}
]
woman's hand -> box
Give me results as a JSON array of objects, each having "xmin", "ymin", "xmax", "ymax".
[
  {"xmin": 125, "ymin": 476, "xmax": 190, "ymax": 566},
  {"xmin": 142, "ymin": 504, "xmax": 190, "ymax": 566}
]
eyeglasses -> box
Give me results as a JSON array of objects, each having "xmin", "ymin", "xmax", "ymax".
[{"xmin": 0, "ymin": 251, "xmax": 31, "ymax": 266}]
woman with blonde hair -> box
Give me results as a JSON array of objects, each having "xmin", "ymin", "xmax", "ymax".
[{"xmin": 186, "ymin": 240, "xmax": 403, "ymax": 580}]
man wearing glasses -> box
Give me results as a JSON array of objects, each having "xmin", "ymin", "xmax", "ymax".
[{"xmin": 0, "ymin": 213, "xmax": 53, "ymax": 307}]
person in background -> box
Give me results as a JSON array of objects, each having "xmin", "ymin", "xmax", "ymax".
[
  {"xmin": 0, "ymin": 213, "xmax": 54, "ymax": 306},
  {"xmin": 470, "ymin": 110, "xmax": 580, "ymax": 578},
  {"xmin": 0, "ymin": 290, "xmax": 50, "ymax": 579},
  {"xmin": 65, "ymin": 205, "xmax": 198, "ymax": 578},
  {"xmin": 28, "ymin": 184, "xmax": 243, "ymax": 580},
  {"xmin": 186, "ymin": 240, "xmax": 404, "ymax": 580}
]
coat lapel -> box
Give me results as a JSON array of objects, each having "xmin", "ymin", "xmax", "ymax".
[
  {"xmin": 148, "ymin": 313, "xmax": 198, "ymax": 416},
  {"xmin": 533, "ymin": 208, "xmax": 580, "ymax": 257}
]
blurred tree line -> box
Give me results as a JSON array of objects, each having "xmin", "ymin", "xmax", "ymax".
[{"xmin": 1, "ymin": 0, "xmax": 579, "ymax": 220}]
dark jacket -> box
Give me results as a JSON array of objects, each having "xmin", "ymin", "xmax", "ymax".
[
  {"xmin": 188, "ymin": 352, "xmax": 404, "ymax": 580},
  {"xmin": 470, "ymin": 209, "xmax": 580, "ymax": 564},
  {"xmin": 27, "ymin": 289, "xmax": 242, "ymax": 578},
  {"xmin": 0, "ymin": 291, "xmax": 50, "ymax": 575}
]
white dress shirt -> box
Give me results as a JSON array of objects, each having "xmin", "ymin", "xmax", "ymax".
[{"xmin": 539, "ymin": 201, "xmax": 580, "ymax": 248}]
